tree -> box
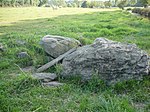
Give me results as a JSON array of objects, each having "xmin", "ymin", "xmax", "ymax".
[
  {"xmin": 114, "ymin": 0, "xmax": 118, "ymax": 6},
  {"xmin": 11, "ymin": 0, "xmax": 16, "ymax": 6},
  {"xmin": 74, "ymin": 0, "xmax": 79, "ymax": 7},
  {"xmin": 89, "ymin": 1, "xmax": 100, "ymax": 8},
  {"xmin": 81, "ymin": 1, "xmax": 88, "ymax": 8},
  {"xmin": 117, "ymin": 0, "xmax": 127, "ymax": 10},
  {"xmin": 30, "ymin": 0, "xmax": 33, "ymax": 5},
  {"xmin": 129, "ymin": 0, "xmax": 137, "ymax": 6},
  {"xmin": 38, "ymin": 0, "xmax": 48, "ymax": 6},
  {"xmin": 128, "ymin": 0, "xmax": 137, "ymax": 6},
  {"xmin": 54, "ymin": 0, "xmax": 66, "ymax": 7},
  {"xmin": 139, "ymin": 0, "xmax": 150, "ymax": 7},
  {"xmin": 0, "ymin": 0, "xmax": 47, "ymax": 7},
  {"xmin": 104, "ymin": 1, "xmax": 112, "ymax": 8},
  {"xmin": 0, "ymin": 0, "xmax": 4, "ymax": 7}
]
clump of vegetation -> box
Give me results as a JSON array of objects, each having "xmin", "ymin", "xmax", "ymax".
[
  {"xmin": 132, "ymin": 8, "xmax": 150, "ymax": 18},
  {"xmin": 132, "ymin": 8, "xmax": 141, "ymax": 13},
  {"xmin": 126, "ymin": 8, "xmax": 132, "ymax": 11}
]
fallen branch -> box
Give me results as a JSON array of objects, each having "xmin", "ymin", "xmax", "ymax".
[{"xmin": 37, "ymin": 48, "xmax": 76, "ymax": 72}]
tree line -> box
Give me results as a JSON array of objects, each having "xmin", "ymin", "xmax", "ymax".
[
  {"xmin": 81, "ymin": 0, "xmax": 150, "ymax": 8},
  {"xmin": 0, "ymin": 0, "xmax": 150, "ymax": 7},
  {"xmin": 116, "ymin": 0, "xmax": 150, "ymax": 9},
  {"xmin": 0, "ymin": 0, "xmax": 48, "ymax": 7}
]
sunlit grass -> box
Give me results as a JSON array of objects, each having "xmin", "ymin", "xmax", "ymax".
[{"xmin": 0, "ymin": 7, "xmax": 119, "ymax": 26}]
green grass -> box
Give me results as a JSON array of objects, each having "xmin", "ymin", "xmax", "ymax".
[
  {"xmin": 0, "ymin": 7, "xmax": 118, "ymax": 25},
  {"xmin": 0, "ymin": 8, "xmax": 150, "ymax": 112}
]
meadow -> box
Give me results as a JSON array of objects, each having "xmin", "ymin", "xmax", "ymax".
[{"xmin": 0, "ymin": 7, "xmax": 150, "ymax": 112}]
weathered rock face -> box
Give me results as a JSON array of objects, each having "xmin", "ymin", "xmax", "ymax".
[
  {"xmin": 42, "ymin": 81, "xmax": 63, "ymax": 87},
  {"xmin": 40, "ymin": 35, "xmax": 81, "ymax": 58},
  {"xmin": 61, "ymin": 38, "xmax": 149, "ymax": 84},
  {"xmin": 32, "ymin": 73, "xmax": 57, "ymax": 82}
]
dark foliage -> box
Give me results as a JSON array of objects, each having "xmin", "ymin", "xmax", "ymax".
[
  {"xmin": 0, "ymin": 0, "xmax": 48, "ymax": 7},
  {"xmin": 132, "ymin": 8, "xmax": 150, "ymax": 18}
]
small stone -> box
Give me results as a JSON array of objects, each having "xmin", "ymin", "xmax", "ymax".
[
  {"xmin": 42, "ymin": 81, "xmax": 63, "ymax": 87},
  {"xmin": 22, "ymin": 66, "xmax": 35, "ymax": 72},
  {"xmin": 17, "ymin": 52, "xmax": 29, "ymax": 58},
  {"xmin": 32, "ymin": 73, "xmax": 57, "ymax": 81}
]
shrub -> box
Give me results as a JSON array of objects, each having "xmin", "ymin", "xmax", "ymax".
[
  {"xmin": 89, "ymin": 1, "xmax": 100, "ymax": 8},
  {"xmin": 139, "ymin": 0, "xmax": 149, "ymax": 8},
  {"xmin": 132, "ymin": 8, "xmax": 141, "ymax": 13},
  {"xmin": 126, "ymin": 8, "xmax": 132, "ymax": 11},
  {"xmin": 141, "ymin": 8, "xmax": 150, "ymax": 17},
  {"xmin": 132, "ymin": 8, "xmax": 150, "ymax": 18},
  {"xmin": 45, "ymin": 4, "xmax": 51, "ymax": 7}
]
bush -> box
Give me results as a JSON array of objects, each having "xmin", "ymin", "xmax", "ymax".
[
  {"xmin": 45, "ymin": 4, "xmax": 51, "ymax": 7},
  {"xmin": 141, "ymin": 8, "xmax": 150, "ymax": 17},
  {"xmin": 132, "ymin": 8, "xmax": 141, "ymax": 13},
  {"xmin": 132, "ymin": 8, "xmax": 150, "ymax": 18},
  {"xmin": 81, "ymin": 1, "xmax": 88, "ymax": 8},
  {"xmin": 81, "ymin": 1, "xmax": 106, "ymax": 8},
  {"xmin": 126, "ymin": 8, "xmax": 132, "ymax": 11}
]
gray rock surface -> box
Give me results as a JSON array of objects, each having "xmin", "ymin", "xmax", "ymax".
[
  {"xmin": 17, "ymin": 52, "xmax": 29, "ymax": 58},
  {"xmin": 61, "ymin": 38, "xmax": 149, "ymax": 84},
  {"xmin": 22, "ymin": 66, "xmax": 35, "ymax": 73},
  {"xmin": 32, "ymin": 73, "xmax": 57, "ymax": 82},
  {"xmin": 42, "ymin": 81, "xmax": 63, "ymax": 87},
  {"xmin": 40, "ymin": 35, "xmax": 81, "ymax": 58}
]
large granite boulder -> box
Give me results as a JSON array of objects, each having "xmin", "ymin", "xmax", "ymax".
[
  {"xmin": 61, "ymin": 38, "xmax": 149, "ymax": 84},
  {"xmin": 40, "ymin": 35, "xmax": 81, "ymax": 58}
]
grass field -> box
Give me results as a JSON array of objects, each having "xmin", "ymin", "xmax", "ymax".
[
  {"xmin": 0, "ymin": 7, "xmax": 118, "ymax": 25},
  {"xmin": 0, "ymin": 7, "xmax": 150, "ymax": 112}
]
